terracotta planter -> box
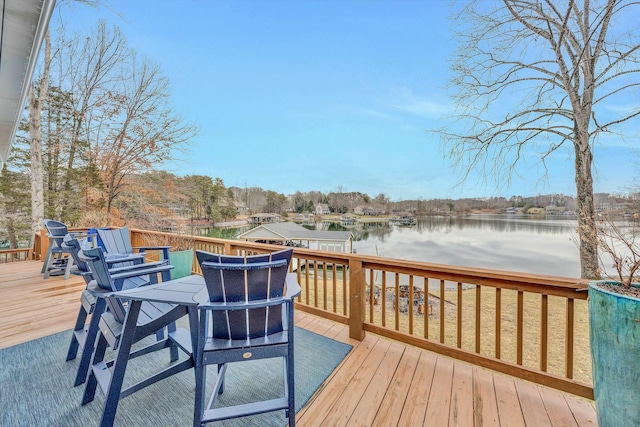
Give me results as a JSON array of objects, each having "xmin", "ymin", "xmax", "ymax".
[{"xmin": 589, "ymin": 281, "xmax": 640, "ymax": 427}]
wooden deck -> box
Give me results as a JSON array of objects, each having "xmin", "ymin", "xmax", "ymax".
[{"xmin": 0, "ymin": 261, "xmax": 598, "ymax": 426}]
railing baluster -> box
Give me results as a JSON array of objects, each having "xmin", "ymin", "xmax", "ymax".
[
  {"xmin": 342, "ymin": 263, "xmax": 348, "ymax": 315},
  {"xmin": 541, "ymin": 294, "xmax": 548, "ymax": 372},
  {"xmin": 457, "ymin": 282, "xmax": 463, "ymax": 348},
  {"xmin": 322, "ymin": 263, "xmax": 327, "ymax": 309},
  {"xmin": 408, "ymin": 275, "xmax": 414, "ymax": 335},
  {"xmin": 369, "ymin": 269, "xmax": 374, "ymax": 322},
  {"xmin": 517, "ymin": 290, "xmax": 524, "ymax": 365},
  {"xmin": 394, "ymin": 273, "xmax": 400, "ymax": 331},
  {"xmin": 566, "ymin": 298, "xmax": 574, "ymax": 379},
  {"xmin": 381, "ymin": 273, "xmax": 387, "ymax": 327},
  {"xmin": 332, "ymin": 263, "xmax": 337, "ymax": 313},
  {"xmin": 313, "ymin": 262, "xmax": 318, "ymax": 308},
  {"xmin": 424, "ymin": 277, "xmax": 429, "ymax": 339},
  {"xmin": 440, "ymin": 279, "xmax": 445, "ymax": 344},
  {"xmin": 476, "ymin": 284, "xmax": 481, "ymax": 353},
  {"xmin": 495, "ymin": 288, "xmax": 501, "ymax": 359},
  {"xmin": 304, "ymin": 259, "xmax": 310, "ymax": 305}
]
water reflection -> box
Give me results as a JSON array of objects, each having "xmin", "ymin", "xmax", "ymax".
[
  {"xmin": 353, "ymin": 215, "xmax": 580, "ymax": 278},
  {"xmin": 198, "ymin": 215, "xmax": 582, "ymax": 278}
]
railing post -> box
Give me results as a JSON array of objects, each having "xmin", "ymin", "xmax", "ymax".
[
  {"xmin": 224, "ymin": 242, "xmax": 233, "ymax": 255},
  {"xmin": 348, "ymin": 258, "xmax": 365, "ymax": 340},
  {"xmin": 39, "ymin": 228, "xmax": 48, "ymax": 261}
]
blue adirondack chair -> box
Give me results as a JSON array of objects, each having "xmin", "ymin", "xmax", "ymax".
[
  {"xmin": 79, "ymin": 246, "xmax": 194, "ymax": 427},
  {"xmin": 194, "ymin": 248, "xmax": 300, "ymax": 427},
  {"xmin": 41, "ymin": 219, "xmax": 77, "ymax": 279},
  {"xmin": 97, "ymin": 226, "xmax": 172, "ymax": 267},
  {"xmin": 63, "ymin": 235, "xmax": 170, "ymax": 386}
]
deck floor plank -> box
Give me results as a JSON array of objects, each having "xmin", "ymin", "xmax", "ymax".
[
  {"xmin": 494, "ymin": 373, "xmax": 528, "ymax": 427},
  {"xmin": 295, "ymin": 334, "xmax": 380, "ymax": 426},
  {"xmin": 371, "ymin": 345, "xmax": 421, "ymax": 427},
  {"xmin": 0, "ymin": 260, "xmax": 599, "ymax": 426},
  {"xmin": 396, "ymin": 350, "xmax": 438, "ymax": 426},
  {"xmin": 539, "ymin": 386, "xmax": 580, "ymax": 427},
  {"xmin": 424, "ymin": 355, "xmax": 455, "ymax": 425},
  {"xmin": 347, "ymin": 341, "xmax": 406, "ymax": 426},
  {"xmin": 565, "ymin": 395, "xmax": 598, "ymax": 426},
  {"xmin": 515, "ymin": 378, "xmax": 553, "ymax": 427},
  {"xmin": 318, "ymin": 338, "xmax": 393, "ymax": 427},
  {"xmin": 450, "ymin": 360, "xmax": 475, "ymax": 426},
  {"xmin": 472, "ymin": 365, "xmax": 501, "ymax": 427}
]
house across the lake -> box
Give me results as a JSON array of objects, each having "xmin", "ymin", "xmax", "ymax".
[{"xmin": 238, "ymin": 221, "xmax": 353, "ymax": 253}]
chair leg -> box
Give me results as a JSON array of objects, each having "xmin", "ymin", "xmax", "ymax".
[
  {"xmin": 193, "ymin": 360, "xmax": 206, "ymax": 427},
  {"xmin": 287, "ymin": 354, "xmax": 295, "ymax": 427},
  {"xmin": 74, "ymin": 298, "xmax": 107, "ymax": 386},
  {"xmin": 99, "ymin": 300, "xmax": 142, "ymax": 427},
  {"xmin": 82, "ymin": 333, "xmax": 108, "ymax": 405},
  {"xmin": 66, "ymin": 305, "xmax": 89, "ymax": 362},
  {"xmin": 167, "ymin": 321, "xmax": 179, "ymax": 362},
  {"xmin": 194, "ymin": 308, "xmax": 206, "ymax": 427},
  {"xmin": 41, "ymin": 241, "xmax": 54, "ymax": 274},
  {"xmin": 287, "ymin": 306, "xmax": 296, "ymax": 427},
  {"xmin": 217, "ymin": 364, "xmax": 226, "ymax": 394},
  {"xmin": 43, "ymin": 251, "xmax": 56, "ymax": 279},
  {"xmin": 64, "ymin": 253, "xmax": 74, "ymax": 279}
]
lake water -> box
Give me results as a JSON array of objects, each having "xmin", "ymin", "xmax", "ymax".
[
  {"xmin": 206, "ymin": 215, "xmax": 582, "ymax": 278},
  {"xmin": 348, "ymin": 215, "xmax": 581, "ymax": 278}
]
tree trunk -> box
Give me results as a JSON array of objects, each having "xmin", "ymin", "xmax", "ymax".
[
  {"xmin": 28, "ymin": 33, "xmax": 51, "ymax": 245},
  {"xmin": 574, "ymin": 125, "xmax": 599, "ymax": 279}
]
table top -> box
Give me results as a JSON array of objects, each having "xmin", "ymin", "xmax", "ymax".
[
  {"xmin": 113, "ymin": 274, "xmax": 207, "ymax": 306},
  {"xmin": 113, "ymin": 273, "xmax": 301, "ymax": 306}
]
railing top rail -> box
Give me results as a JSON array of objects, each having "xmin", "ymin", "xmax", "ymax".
[{"xmin": 0, "ymin": 248, "xmax": 30, "ymax": 253}]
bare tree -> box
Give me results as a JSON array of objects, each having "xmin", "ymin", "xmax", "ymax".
[
  {"xmin": 438, "ymin": 0, "xmax": 640, "ymax": 278},
  {"xmin": 27, "ymin": 34, "xmax": 50, "ymax": 243},
  {"xmin": 88, "ymin": 53, "xmax": 198, "ymax": 225},
  {"xmin": 59, "ymin": 21, "xmax": 127, "ymax": 221},
  {"xmin": 26, "ymin": 0, "xmax": 107, "ymax": 238}
]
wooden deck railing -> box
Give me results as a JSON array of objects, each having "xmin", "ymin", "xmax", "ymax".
[
  {"xmin": 0, "ymin": 248, "xmax": 31, "ymax": 262},
  {"xmin": 28, "ymin": 227, "xmax": 593, "ymax": 399}
]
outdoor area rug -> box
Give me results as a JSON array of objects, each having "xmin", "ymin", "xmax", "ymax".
[{"xmin": 0, "ymin": 325, "xmax": 351, "ymax": 427}]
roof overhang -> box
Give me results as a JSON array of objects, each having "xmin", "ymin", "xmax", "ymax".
[{"xmin": 0, "ymin": 0, "xmax": 56, "ymax": 166}]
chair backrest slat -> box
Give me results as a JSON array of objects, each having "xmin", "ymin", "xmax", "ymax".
[
  {"xmin": 44, "ymin": 219, "xmax": 69, "ymax": 250},
  {"xmin": 79, "ymin": 247, "xmax": 127, "ymax": 322},
  {"xmin": 63, "ymin": 235, "xmax": 92, "ymax": 283},
  {"xmin": 97, "ymin": 227, "xmax": 133, "ymax": 255},
  {"xmin": 198, "ymin": 248, "xmax": 292, "ymax": 340}
]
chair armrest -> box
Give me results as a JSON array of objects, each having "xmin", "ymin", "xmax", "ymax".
[
  {"xmin": 284, "ymin": 274, "xmax": 302, "ymax": 299},
  {"xmin": 110, "ymin": 264, "xmax": 174, "ymax": 282},
  {"xmin": 85, "ymin": 280, "xmax": 115, "ymax": 297},
  {"xmin": 133, "ymin": 245, "xmax": 173, "ymax": 251},
  {"xmin": 71, "ymin": 269, "xmax": 93, "ymax": 279},
  {"xmin": 107, "ymin": 259, "xmax": 168, "ymax": 274},
  {"xmin": 105, "ymin": 253, "xmax": 146, "ymax": 266}
]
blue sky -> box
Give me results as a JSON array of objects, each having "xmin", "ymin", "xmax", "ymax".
[{"xmin": 57, "ymin": 0, "xmax": 639, "ymax": 201}]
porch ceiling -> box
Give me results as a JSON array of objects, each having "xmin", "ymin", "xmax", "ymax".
[{"xmin": 0, "ymin": 0, "xmax": 56, "ymax": 165}]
